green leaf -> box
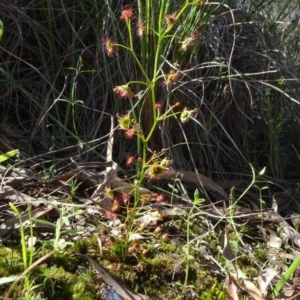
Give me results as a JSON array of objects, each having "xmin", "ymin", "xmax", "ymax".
[
  {"xmin": 0, "ymin": 19, "xmax": 4, "ymax": 42},
  {"xmin": 0, "ymin": 149, "xmax": 19, "ymax": 163},
  {"xmin": 193, "ymin": 189, "xmax": 205, "ymax": 205}
]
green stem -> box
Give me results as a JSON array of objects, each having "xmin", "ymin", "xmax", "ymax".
[
  {"xmin": 152, "ymin": 0, "xmax": 166, "ymax": 83},
  {"xmin": 273, "ymin": 252, "xmax": 300, "ymax": 297},
  {"xmin": 126, "ymin": 19, "xmax": 134, "ymax": 54},
  {"xmin": 144, "ymin": 83, "xmax": 158, "ymax": 143},
  {"xmin": 143, "ymin": 2, "xmax": 168, "ymax": 144},
  {"xmin": 116, "ymin": 43, "xmax": 150, "ymax": 82}
]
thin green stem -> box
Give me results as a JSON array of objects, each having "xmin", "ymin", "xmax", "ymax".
[
  {"xmin": 116, "ymin": 43, "xmax": 150, "ymax": 82},
  {"xmin": 126, "ymin": 80, "xmax": 149, "ymax": 86},
  {"xmin": 175, "ymin": 2, "xmax": 192, "ymax": 22},
  {"xmin": 145, "ymin": 83, "xmax": 158, "ymax": 143},
  {"xmin": 273, "ymin": 252, "xmax": 300, "ymax": 297},
  {"xmin": 126, "ymin": 19, "xmax": 134, "ymax": 53},
  {"xmin": 152, "ymin": 0, "xmax": 166, "ymax": 83}
]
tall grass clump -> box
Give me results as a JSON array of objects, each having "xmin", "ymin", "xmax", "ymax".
[{"xmin": 0, "ymin": 1, "xmax": 115, "ymax": 159}]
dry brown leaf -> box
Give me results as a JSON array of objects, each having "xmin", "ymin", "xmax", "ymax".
[
  {"xmin": 231, "ymin": 268, "xmax": 263, "ymax": 300},
  {"xmin": 226, "ymin": 273, "xmax": 239, "ymax": 300},
  {"xmin": 137, "ymin": 211, "xmax": 162, "ymax": 228},
  {"xmin": 257, "ymin": 267, "xmax": 278, "ymax": 296}
]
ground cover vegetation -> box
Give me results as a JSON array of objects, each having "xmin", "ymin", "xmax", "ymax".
[{"xmin": 0, "ymin": 0, "xmax": 300, "ymax": 298}]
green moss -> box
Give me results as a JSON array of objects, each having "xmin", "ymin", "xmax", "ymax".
[
  {"xmin": 159, "ymin": 241, "xmax": 178, "ymax": 252},
  {"xmin": 0, "ymin": 246, "xmax": 23, "ymax": 276},
  {"xmin": 74, "ymin": 238, "xmax": 89, "ymax": 254},
  {"xmin": 199, "ymin": 282, "xmax": 227, "ymax": 300},
  {"xmin": 0, "ymin": 203, "xmax": 273, "ymax": 299},
  {"xmin": 50, "ymin": 251, "xmax": 79, "ymax": 272},
  {"xmin": 254, "ymin": 245, "xmax": 268, "ymax": 261},
  {"xmin": 37, "ymin": 265, "xmax": 99, "ymax": 299}
]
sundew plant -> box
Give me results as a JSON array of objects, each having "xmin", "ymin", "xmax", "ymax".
[{"xmin": 100, "ymin": 2, "xmax": 208, "ymax": 205}]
